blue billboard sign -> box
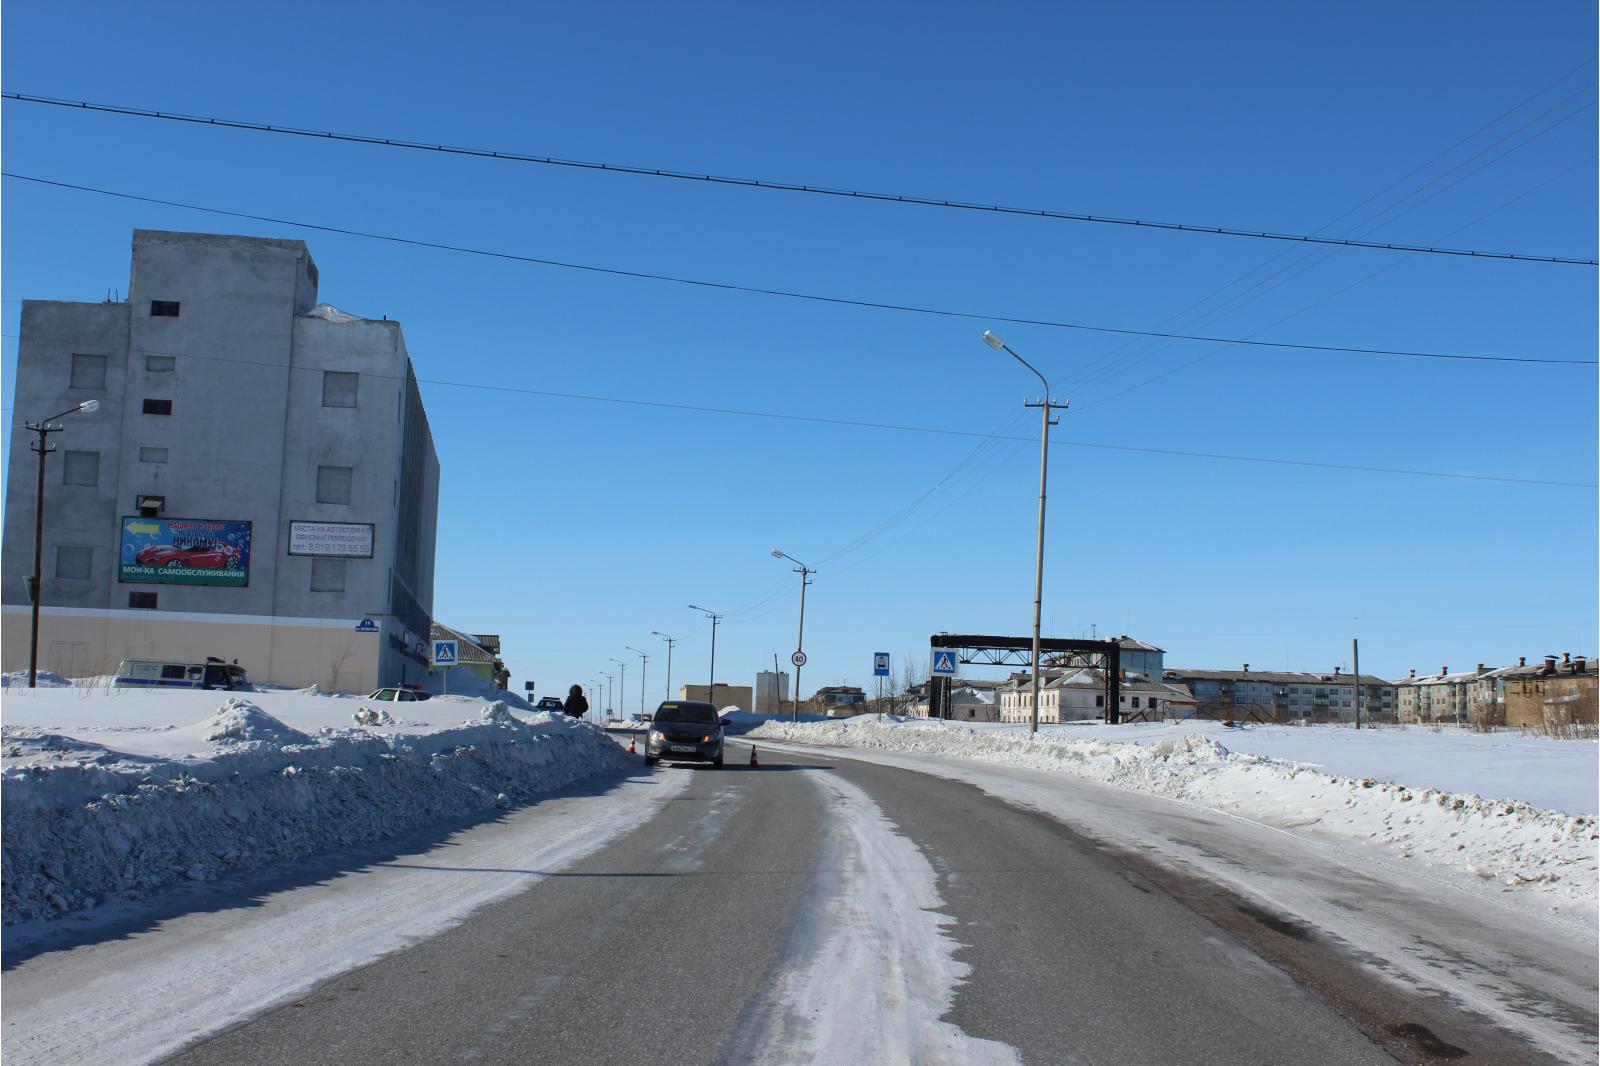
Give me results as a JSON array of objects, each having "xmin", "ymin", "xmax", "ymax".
[{"xmin": 118, "ymin": 516, "xmax": 252, "ymax": 587}]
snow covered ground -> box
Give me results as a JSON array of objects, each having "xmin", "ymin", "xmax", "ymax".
[
  {"xmin": 745, "ymin": 716, "xmax": 1599, "ymax": 905},
  {"xmin": 1, "ymin": 684, "xmax": 626, "ymax": 926}
]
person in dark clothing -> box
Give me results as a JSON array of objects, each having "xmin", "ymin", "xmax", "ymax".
[{"xmin": 563, "ymin": 684, "xmax": 589, "ymax": 721}]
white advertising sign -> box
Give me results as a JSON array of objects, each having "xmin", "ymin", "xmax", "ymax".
[{"xmin": 289, "ymin": 521, "xmax": 375, "ymax": 558}]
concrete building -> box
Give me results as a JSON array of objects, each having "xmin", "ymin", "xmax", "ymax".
[
  {"xmin": 1392, "ymin": 665, "xmax": 1490, "ymax": 724},
  {"xmin": 1502, "ymin": 653, "xmax": 1596, "ymax": 730},
  {"xmin": 754, "ymin": 670, "xmax": 789, "ymax": 713},
  {"xmin": 2, "ymin": 230, "xmax": 440, "ymax": 692},
  {"xmin": 999, "ymin": 669, "xmax": 1196, "ymax": 723},
  {"xmin": 811, "ymin": 685, "xmax": 867, "ymax": 716},
  {"xmin": 1165, "ymin": 665, "xmax": 1395, "ymax": 723},
  {"xmin": 679, "ymin": 682, "xmax": 754, "ymax": 710},
  {"xmin": 905, "ymin": 679, "xmax": 1004, "ymax": 722}
]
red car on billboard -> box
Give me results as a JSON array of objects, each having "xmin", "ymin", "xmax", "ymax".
[{"xmin": 134, "ymin": 544, "xmax": 242, "ymax": 570}]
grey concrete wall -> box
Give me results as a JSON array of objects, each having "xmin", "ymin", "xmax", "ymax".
[{"xmin": 2, "ymin": 301, "xmax": 131, "ymax": 609}]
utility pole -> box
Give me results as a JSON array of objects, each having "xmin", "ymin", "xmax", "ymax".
[
  {"xmin": 610, "ymin": 658, "xmax": 627, "ymax": 722},
  {"xmin": 1352, "ymin": 638, "xmax": 1362, "ymax": 729},
  {"xmin": 652, "ymin": 631, "xmax": 677, "ymax": 701},
  {"xmin": 772, "ymin": 550, "xmax": 813, "ymax": 722},
  {"xmin": 689, "ymin": 606, "xmax": 721, "ymax": 706},
  {"xmin": 982, "ymin": 332, "xmax": 1066, "ymax": 734},
  {"xmin": 626, "ymin": 646, "xmax": 649, "ymax": 718},
  {"xmin": 25, "ymin": 400, "xmax": 101, "ymax": 687},
  {"xmin": 601, "ymin": 672, "xmax": 614, "ymax": 720}
]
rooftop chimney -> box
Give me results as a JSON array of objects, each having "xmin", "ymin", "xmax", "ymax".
[
  {"xmin": 1440, "ymin": 665, "xmax": 1448, "ymax": 677},
  {"xmin": 1518, "ymin": 656, "xmax": 1526, "ymax": 668},
  {"xmin": 1562, "ymin": 652, "xmax": 1571, "ymax": 665},
  {"xmin": 1476, "ymin": 663, "xmax": 1484, "ymax": 672},
  {"xmin": 1408, "ymin": 668, "xmax": 1416, "ymax": 679},
  {"xmin": 1334, "ymin": 666, "xmax": 1341, "ymax": 676},
  {"xmin": 1542, "ymin": 655, "xmax": 1557, "ymax": 675},
  {"xmin": 1242, "ymin": 663, "xmax": 1249, "ymax": 673},
  {"xmin": 1574, "ymin": 657, "xmax": 1588, "ymax": 674}
]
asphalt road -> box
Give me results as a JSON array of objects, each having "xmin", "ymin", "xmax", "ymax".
[{"xmin": 162, "ymin": 740, "xmax": 1552, "ymax": 1065}]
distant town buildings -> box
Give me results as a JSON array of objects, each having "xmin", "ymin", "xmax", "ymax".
[
  {"xmin": 998, "ymin": 669, "xmax": 1196, "ymax": 723},
  {"xmin": 1396, "ymin": 654, "xmax": 1596, "ymax": 728},
  {"xmin": 754, "ymin": 670, "xmax": 789, "ymax": 713},
  {"xmin": 1163, "ymin": 665, "xmax": 1395, "ymax": 723},
  {"xmin": 1, "ymin": 230, "xmax": 440, "ymax": 692},
  {"xmin": 680, "ymin": 682, "xmax": 754, "ymax": 710}
]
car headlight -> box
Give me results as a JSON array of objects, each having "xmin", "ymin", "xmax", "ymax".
[
  {"xmin": 649, "ymin": 730, "xmax": 664, "ymax": 742},
  {"xmin": 701, "ymin": 734, "xmax": 714, "ymax": 743}
]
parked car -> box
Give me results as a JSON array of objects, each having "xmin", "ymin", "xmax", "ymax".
[
  {"xmin": 116, "ymin": 657, "xmax": 250, "ymax": 690},
  {"xmin": 644, "ymin": 701, "xmax": 725, "ymax": 768},
  {"xmin": 368, "ymin": 687, "xmax": 432, "ymax": 702},
  {"xmin": 534, "ymin": 696, "xmax": 565, "ymax": 712},
  {"xmin": 134, "ymin": 543, "xmax": 242, "ymax": 570}
]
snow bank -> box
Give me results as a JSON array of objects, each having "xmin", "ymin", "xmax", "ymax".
[
  {"xmin": 747, "ymin": 717, "xmax": 1599, "ymax": 902},
  {"xmin": 1, "ymin": 670, "xmax": 73, "ymax": 688},
  {"xmin": 1, "ymin": 699, "xmax": 627, "ymax": 925}
]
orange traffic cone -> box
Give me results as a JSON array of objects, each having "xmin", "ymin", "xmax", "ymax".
[
  {"xmin": 627, "ymin": 736, "xmax": 636, "ymax": 755},
  {"xmin": 748, "ymin": 746, "xmax": 758, "ymax": 768}
]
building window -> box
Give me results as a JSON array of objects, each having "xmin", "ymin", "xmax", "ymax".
[
  {"xmin": 1130, "ymin": 696, "xmax": 1141, "ymax": 708},
  {"xmin": 310, "ymin": 557, "xmax": 347, "ymax": 593},
  {"xmin": 145, "ymin": 354, "xmax": 176, "ymax": 373},
  {"xmin": 128, "ymin": 591, "xmax": 158, "ymax": 609},
  {"xmin": 143, "ymin": 399, "xmax": 173, "ymax": 416},
  {"xmin": 316, "ymin": 465, "xmax": 354, "ymax": 505},
  {"xmin": 55, "ymin": 545, "xmax": 93, "ymax": 580},
  {"xmin": 1095, "ymin": 694, "xmax": 1104, "ymax": 707},
  {"xmin": 62, "ymin": 450, "xmax": 100, "ymax": 487},
  {"xmin": 71, "ymin": 353, "xmax": 108, "ymax": 390},
  {"xmin": 322, "ymin": 371, "xmax": 358, "ymax": 408},
  {"xmin": 150, "ymin": 301, "xmax": 180, "ymax": 317},
  {"xmin": 139, "ymin": 446, "xmax": 170, "ymax": 464}
]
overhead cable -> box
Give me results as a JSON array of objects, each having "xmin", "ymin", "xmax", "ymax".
[
  {"xmin": 3, "ymin": 91, "xmax": 1593, "ymax": 266},
  {"xmin": 5, "ymin": 172, "xmax": 1592, "ymax": 368}
]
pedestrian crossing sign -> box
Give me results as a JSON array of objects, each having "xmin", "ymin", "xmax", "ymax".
[
  {"xmin": 432, "ymin": 639, "xmax": 459, "ymax": 666},
  {"xmin": 931, "ymin": 650, "xmax": 957, "ymax": 676}
]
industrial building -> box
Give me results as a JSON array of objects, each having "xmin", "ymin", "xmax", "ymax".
[{"xmin": 1, "ymin": 230, "xmax": 441, "ymax": 692}]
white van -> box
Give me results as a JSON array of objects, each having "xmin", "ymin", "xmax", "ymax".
[{"xmin": 114, "ymin": 657, "xmax": 250, "ymax": 691}]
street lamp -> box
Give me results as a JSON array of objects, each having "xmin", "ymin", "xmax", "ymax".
[
  {"xmin": 25, "ymin": 399, "xmax": 101, "ymax": 688},
  {"xmin": 625, "ymin": 646, "xmax": 650, "ymax": 718},
  {"xmin": 771, "ymin": 549, "xmax": 814, "ymax": 722},
  {"xmin": 689, "ymin": 605, "xmax": 721, "ymax": 707},
  {"xmin": 609, "ymin": 657, "xmax": 627, "ymax": 724},
  {"xmin": 600, "ymin": 671, "xmax": 615, "ymax": 721},
  {"xmin": 981, "ymin": 330, "xmax": 1067, "ymax": 734},
  {"xmin": 651, "ymin": 631, "xmax": 677, "ymax": 700}
]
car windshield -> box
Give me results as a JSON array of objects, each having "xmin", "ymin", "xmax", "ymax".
[{"xmin": 653, "ymin": 703, "xmax": 718, "ymax": 725}]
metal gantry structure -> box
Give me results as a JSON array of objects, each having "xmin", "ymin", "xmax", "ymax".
[{"xmin": 928, "ymin": 634, "xmax": 1123, "ymax": 725}]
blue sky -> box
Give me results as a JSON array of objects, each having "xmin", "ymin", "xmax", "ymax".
[{"xmin": 4, "ymin": 1, "xmax": 1595, "ymax": 706}]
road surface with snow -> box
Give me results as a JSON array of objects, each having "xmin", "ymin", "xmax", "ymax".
[{"xmin": 8, "ymin": 738, "xmax": 1577, "ymax": 1065}]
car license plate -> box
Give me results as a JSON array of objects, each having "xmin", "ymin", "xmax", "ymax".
[{"xmin": 670, "ymin": 744, "xmax": 696, "ymax": 752}]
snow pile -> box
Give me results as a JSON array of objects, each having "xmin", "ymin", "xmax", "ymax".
[
  {"xmin": 2, "ymin": 702, "xmax": 628, "ymax": 925},
  {"xmin": 747, "ymin": 717, "xmax": 1599, "ymax": 900},
  {"xmin": 205, "ymin": 698, "xmax": 314, "ymax": 745},
  {"xmin": 353, "ymin": 706, "xmax": 396, "ymax": 727},
  {"xmin": 1, "ymin": 670, "xmax": 73, "ymax": 688}
]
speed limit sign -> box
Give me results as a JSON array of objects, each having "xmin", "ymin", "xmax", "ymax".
[{"xmin": 791, "ymin": 650, "xmax": 807, "ymax": 667}]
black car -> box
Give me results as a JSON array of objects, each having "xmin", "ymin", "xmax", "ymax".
[{"xmin": 644, "ymin": 701, "xmax": 725, "ymax": 767}]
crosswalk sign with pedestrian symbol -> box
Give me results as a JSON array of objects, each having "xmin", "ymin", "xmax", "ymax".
[
  {"xmin": 432, "ymin": 640, "xmax": 459, "ymax": 666},
  {"xmin": 931, "ymin": 651, "xmax": 957, "ymax": 676}
]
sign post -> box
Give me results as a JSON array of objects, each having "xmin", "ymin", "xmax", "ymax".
[{"xmin": 432, "ymin": 639, "xmax": 459, "ymax": 695}]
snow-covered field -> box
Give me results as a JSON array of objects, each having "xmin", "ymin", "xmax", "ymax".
[
  {"xmin": 1, "ymin": 683, "xmax": 627, "ymax": 926},
  {"xmin": 746, "ymin": 716, "xmax": 1599, "ymax": 904}
]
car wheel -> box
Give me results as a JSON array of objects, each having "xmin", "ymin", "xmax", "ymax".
[
  {"xmin": 643, "ymin": 755, "xmax": 659, "ymax": 767},
  {"xmin": 712, "ymin": 754, "xmax": 724, "ymax": 768}
]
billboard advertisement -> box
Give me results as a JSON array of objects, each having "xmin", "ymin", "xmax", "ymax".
[
  {"xmin": 118, "ymin": 516, "xmax": 252, "ymax": 587},
  {"xmin": 288, "ymin": 521, "xmax": 374, "ymax": 558}
]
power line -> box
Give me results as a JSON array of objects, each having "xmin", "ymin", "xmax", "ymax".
[
  {"xmin": 52, "ymin": 344, "xmax": 1584, "ymax": 489},
  {"xmin": 5, "ymin": 172, "xmax": 1592, "ymax": 368},
  {"xmin": 4, "ymin": 91, "xmax": 1594, "ymax": 267}
]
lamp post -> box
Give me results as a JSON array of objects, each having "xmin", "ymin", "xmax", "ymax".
[
  {"xmin": 601, "ymin": 671, "xmax": 615, "ymax": 721},
  {"xmin": 625, "ymin": 646, "xmax": 650, "ymax": 718},
  {"xmin": 25, "ymin": 399, "xmax": 101, "ymax": 688},
  {"xmin": 689, "ymin": 605, "xmax": 721, "ymax": 707},
  {"xmin": 609, "ymin": 657, "xmax": 627, "ymax": 723},
  {"xmin": 771, "ymin": 549, "xmax": 813, "ymax": 722},
  {"xmin": 982, "ymin": 331, "xmax": 1067, "ymax": 734},
  {"xmin": 652, "ymin": 630, "xmax": 677, "ymax": 700}
]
